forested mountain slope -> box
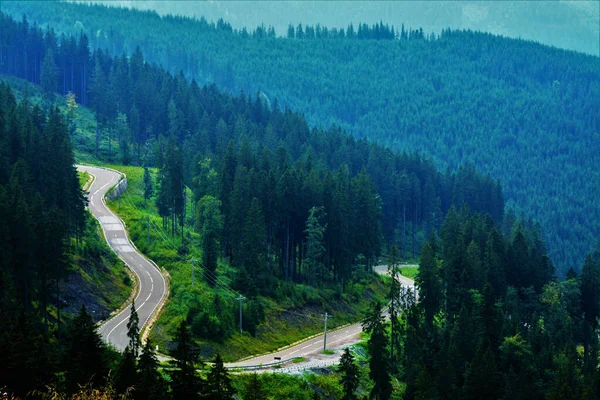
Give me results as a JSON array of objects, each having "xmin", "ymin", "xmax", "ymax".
[
  {"xmin": 0, "ymin": 81, "xmax": 132, "ymax": 394},
  {"xmin": 0, "ymin": 11, "xmax": 505, "ymax": 271},
  {"xmin": 87, "ymin": 0, "xmax": 600, "ymax": 56},
  {"xmin": 2, "ymin": 9, "xmax": 600, "ymax": 400},
  {"xmin": 2, "ymin": 1, "xmax": 598, "ymax": 275}
]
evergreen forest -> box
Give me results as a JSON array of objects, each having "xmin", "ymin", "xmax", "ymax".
[
  {"xmin": 2, "ymin": 0, "xmax": 598, "ymax": 275},
  {"xmin": 92, "ymin": 0, "xmax": 599, "ymax": 56},
  {"xmin": 0, "ymin": 3, "xmax": 599, "ymax": 400}
]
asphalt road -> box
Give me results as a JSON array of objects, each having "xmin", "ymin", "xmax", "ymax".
[
  {"xmin": 78, "ymin": 165, "xmax": 167, "ymax": 352},
  {"xmin": 227, "ymin": 266, "xmax": 417, "ymax": 370}
]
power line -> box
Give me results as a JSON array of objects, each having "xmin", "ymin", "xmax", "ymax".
[{"xmin": 121, "ymin": 192, "xmax": 240, "ymax": 297}]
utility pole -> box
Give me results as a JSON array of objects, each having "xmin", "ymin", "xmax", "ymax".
[
  {"xmin": 237, "ymin": 295, "xmax": 245, "ymax": 333},
  {"xmin": 190, "ymin": 258, "xmax": 196, "ymax": 288},
  {"xmin": 323, "ymin": 312, "xmax": 329, "ymax": 352}
]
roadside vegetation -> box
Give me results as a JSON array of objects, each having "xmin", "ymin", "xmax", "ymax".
[
  {"xmin": 398, "ymin": 266, "xmax": 418, "ymax": 280},
  {"xmin": 104, "ymin": 164, "xmax": 388, "ymax": 360}
]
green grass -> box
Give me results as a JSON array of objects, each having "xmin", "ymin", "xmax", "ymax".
[
  {"xmin": 292, "ymin": 357, "xmax": 306, "ymax": 363},
  {"xmin": 400, "ymin": 266, "xmax": 418, "ymax": 280},
  {"xmin": 233, "ymin": 373, "xmax": 314, "ymax": 400},
  {"xmin": 102, "ymin": 164, "xmax": 388, "ymax": 361},
  {"xmin": 322, "ymin": 349, "xmax": 334, "ymax": 355},
  {"xmin": 305, "ymin": 372, "xmax": 343, "ymax": 398},
  {"xmin": 78, "ymin": 170, "xmax": 91, "ymax": 188}
]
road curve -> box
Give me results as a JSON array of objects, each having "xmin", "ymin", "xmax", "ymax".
[
  {"xmin": 78, "ymin": 165, "xmax": 167, "ymax": 352},
  {"xmin": 227, "ymin": 266, "xmax": 417, "ymax": 370}
]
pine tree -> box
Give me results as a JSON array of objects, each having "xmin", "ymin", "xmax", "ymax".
[
  {"xmin": 304, "ymin": 206, "xmax": 327, "ymax": 286},
  {"xmin": 127, "ymin": 300, "xmax": 141, "ymax": 357},
  {"xmin": 115, "ymin": 346, "xmax": 137, "ymax": 395},
  {"xmin": 416, "ymin": 242, "xmax": 442, "ymax": 328},
  {"xmin": 218, "ymin": 141, "xmax": 237, "ymax": 257},
  {"xmin": 64, "ymin": 304, "xmax": 107, "ymax": 393},
  {"xmin": 41, "ymin": 48, "xmax": 58, "ymax": 104},
  {"xmin": 243, "ymin": 373, "xmax": 267, "ymax": 400},
  {"xmin": 546, "ymin": 349, "xmax": 583, "ymax": 400},
  {"xmin": 165, "ymin": 134, "xmax": 185, "ymax": 238},
  {"xmin": 579, "ymin": 254, "xmax": 600, "ymax": 369},
  {"xmin": 170, "ymin": 320, "xmax": 202, "ymax": 400},
  {"xmin": 195, "ymin": 195, "xmax": 223, "ymax": 284},
  {"xmin": 338, "ymin": 347, "xmax": 359, "ymax": 400},
  {"xmin": 129, "ymin": 104, "xmax": 141, "ymax": 164},
  {"xmin": 205, "ymin": 354, "xmax": 236, "ymax": 400},
  {"xmin": 351, "ymin": 171, "xmax": 382, "ymax": 270},
  {"xmin": 462, "ymin": 345, "xmax": 501, "ymax": 400},
  {"xmin": 440, "ymin": 206, "xmax": 465, "ymax": 318},
  {"xmin": 362, "ymin": 301, "xmax": 392, "ymax": 400},
  {"xmin": 65, "ymin": 91, "xmax": 79, "ymax": 134},
  {"xmin": 229, "ymin": 165, "xmax": 251, "ymax": 265},
  {"xmin": 414, "ymin": 366, "xmax": 439, "ymax": 400},
  {"xmin": 143, "ymin": 166, "xmax": 153, "ymax": 203},
  {"xmin": 479, "ymin": 283, "xmax": 502, "ymax": 353},
  {"xmin": 89, "ymin": 56, "xmax": 106, "ymax": 158},
  {"xmin": 388, "ymin": 244, "xmax": 401, "ymax": 371},
  {"xmin": 240, "ymin": 197, "xmax": 266, "ymax": 294},
  {"xmin": 499, "ymin": 334, "xmax": 541, "ymax": 400},
  {"xmin": 2, "ymin": 312, "xmax": 52, "ymax": 397},
  {"xmin": 137, "ymin": 340, "xmax": 166, "ymax": 400},
  {"xmin": 156, "ymin": 166, "xmax": 171, "ymax": 229},
  {"xmin": 565, "ymin": 266, "xmax": 577, "ymax": 280}
]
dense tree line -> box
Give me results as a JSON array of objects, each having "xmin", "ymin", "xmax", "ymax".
[
  {"xmin": 0, "ymin": 83, "xmax": 236, "ymax": 396},
  {"xmin": 83, "ymin": 1, "xmax": 600, "ymax": 56},
  {"xmin": 359, "ymin": 207, "xmax": 600, "ymax": 399},
  {"xmin": 285, "ymin": 21, "xmax": 400, "ymax": 40},
  {"xmin": 2, "ymin": 291, "xmax": 235, "ymax": 399},
  {"xmin": 0, "ymin": 13, "xmax": 503, "ymax": 295},
  {"xmin": 0, "ymin": 81, "xmax": 85, "ymax": 326},
  {"xmin": 0, "ymin": 82, "xmax": 86, "ymax": 395},
  {"xmin": 3, "ymin": 2, "xmax": 598, "ymax": 275}
]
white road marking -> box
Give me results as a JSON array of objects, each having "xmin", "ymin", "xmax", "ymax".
[
  {"xmin": 104, "ymin": 223, "xmax": 122, "ymax": 231},
  {"xmin": 302, "ymin": 344, "xmax": 312, "ymax": 349},
  {"xmin": 79, "ymin": 166, "xmax": 167, "ymax": 351}
]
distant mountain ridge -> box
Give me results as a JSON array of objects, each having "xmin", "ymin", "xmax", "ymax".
[{"xmin": 85, "ymin": 0, "xmax": 600, "ymax": 55}]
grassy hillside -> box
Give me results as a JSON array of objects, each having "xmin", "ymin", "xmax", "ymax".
[
  {"xmin": 2, "ymin": 2, "xmax": 597, "ymax": 275},
  {"xmin": 102, "ymin": 164, "xmax": 387, "ymax": 361}
]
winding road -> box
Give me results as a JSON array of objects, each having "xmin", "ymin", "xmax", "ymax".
[
  {"xmin": 78, "ymin": 165, "xmax": 167, "ymax": 352},
  {"xmin": 227, "ymin": 267, "xmax": 416, "ymax": 371},
  {"xmin": 79, "ymin": 163, "xmax": 416, "ymax": 369}
]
